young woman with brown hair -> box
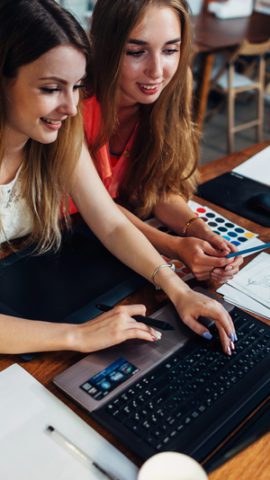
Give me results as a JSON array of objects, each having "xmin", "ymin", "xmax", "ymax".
[{"xmin": 84, "ymin": 0, "xmax": 243, "ymax": 283}]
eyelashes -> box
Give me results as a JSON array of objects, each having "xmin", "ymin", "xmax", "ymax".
[
  {"xmin": 125, "ymin": 48, "xmax": 180, "ymax": 57},
  {"xmin": 40, "ymin": 84, "xmax": 85, "ymax": 94},
  {"xmin": 40, "ymin": 87, "xmax": 59, "ymax": 93},
  {"xmin": 126, "ymin": 50, "xmax": 144, "ymax": 57}
]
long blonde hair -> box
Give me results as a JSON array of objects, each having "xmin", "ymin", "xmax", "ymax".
[
  {"xmin": 0, "ymin": 0, "xmax": 90, "ymax": 251},
  {"xmin": 90, "ymin": 0, "xmax": 199, "ymax": 217}
]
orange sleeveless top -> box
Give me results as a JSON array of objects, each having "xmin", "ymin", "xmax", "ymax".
[
  {"xmin": 69, "ymin": 96, "xmax": 136, "ymax": 214},
  {"xmin": 83, "ymin": 96, "xmax": 137, "ymax": 198}
]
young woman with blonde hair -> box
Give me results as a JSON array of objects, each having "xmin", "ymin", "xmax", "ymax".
[
  {"xmin": 84, "ymin": 0, "xmax": 243, "ymax": 283},
  {"xmin": 0, "ymin": 0, "xmax": 236, "ymax": 356}
]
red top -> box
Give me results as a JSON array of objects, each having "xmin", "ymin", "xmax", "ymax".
[
  {"xmin": 69, "ymin": 96, "xmax": 137, "ymax": 214},
  {"xmin": 83, "ymin": 96, "xmax": 137, "ymax": 198}
]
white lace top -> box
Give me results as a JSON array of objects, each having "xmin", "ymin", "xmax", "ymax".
[{"xmin": 0, "ymin": 168, "xmax": 33, "ymax": 244}]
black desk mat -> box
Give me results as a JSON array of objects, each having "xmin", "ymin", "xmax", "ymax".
[
  {"xmin": 197, "ymin": 172, "xmax": 270, "ymax": 227},
  {"xmin": 0, "ymin": 218, "xmax": 145, "ymax": 324}
]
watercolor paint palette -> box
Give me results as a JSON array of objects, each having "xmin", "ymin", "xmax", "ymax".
[
  {"xmin": 188, "ymin": 200, "xmax": 258, "ymax": 247},
  {"xmin": 145, "ymin": 200, "xmax": 262, "ymax": 275}
]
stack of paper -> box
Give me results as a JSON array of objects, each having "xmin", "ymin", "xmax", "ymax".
[{"xmin": 217, "ymin": 252, "xmax": 270, "ymax": 320}]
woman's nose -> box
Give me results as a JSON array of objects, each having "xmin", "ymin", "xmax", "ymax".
[
  {"xmin": 145, "ymin": 54, "xmax": 163, "ymax": 79},
  {"xmin": 59, "ymin": 92, "xmax": 78, "ymax": 117}
]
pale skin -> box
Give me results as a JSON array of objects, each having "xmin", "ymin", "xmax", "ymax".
[
  {"xmin": 0, "ymin": 45, "xmax": 236, "ymax": 355},
  {"xmin": 108, "ymin": 5, "xmax": 243, "ymax": 283}
]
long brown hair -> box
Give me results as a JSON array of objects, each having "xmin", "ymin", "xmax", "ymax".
[
  {"xmin": 90, "ymin": 0, "xmax": 199, "ymax": 217},
  {"xmin": 0, "ymin": 0, "xmax": 90, "ymax": 251}
]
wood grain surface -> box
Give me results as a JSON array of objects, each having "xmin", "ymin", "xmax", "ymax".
[{"xmin": 0, "ymin": 142, "xmax": 269, "ymax": 478}]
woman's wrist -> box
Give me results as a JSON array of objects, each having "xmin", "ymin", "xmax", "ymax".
[
  {"xmin": 154, "ymin": 265, "xmax": 190, "ymax": 302},
  {"xmin": 151, "ymin": 262, "xmax": 176, "ymax": 289},
  {"xmin": 164, "ymin": 234, "xmax": 185, "ymax": 259},
  {"xmin": 184, "ymin": 217, "xmax": 210, "ymax": 239},
  {"xmin": 64, "ymin": 323, "xmax": 87, "ymax": 352},
  {"xmin": 182, "ymin": 216, "xmax": 201, "ymax": 235}
]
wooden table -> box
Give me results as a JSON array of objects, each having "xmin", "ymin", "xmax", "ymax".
[
  {"xmin": 0, "ymin": 142, "xmax": 270, "ymax": 478},
  {"xmin": 199, "ymin": 142, "xmax": 270, "ymax": 480},
  {"xmin": 192, "ymin": 10, "xmax": 270, "ymax": 127}
]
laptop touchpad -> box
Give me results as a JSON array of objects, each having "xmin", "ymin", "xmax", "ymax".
[{"xmin": 54, "ymin": 303, "xmax": 190, "ymax": 412}]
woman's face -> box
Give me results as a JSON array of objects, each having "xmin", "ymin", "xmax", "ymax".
[
  {"xmin": 117, "ymin": 5, "xmax": 181, "ymax": 108},
  {"xmin": 3, "ymin": 45, "xmax": 86, "ymax": 147}
]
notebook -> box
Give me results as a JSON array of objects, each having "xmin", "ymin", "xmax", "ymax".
[
  {"xmin": 0, "ymin": 215, "xmax": 145, "ymax": 324},
  {"xmin": 54, "ymin": 290, "xmax": 270, "ymax": 470},
  {"xmin": 0, "ymin": 364, "xmax": 138, "ymax": 480}
]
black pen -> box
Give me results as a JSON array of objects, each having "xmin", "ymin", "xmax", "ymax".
[
  {"xmin": 96, "ymin": 303, "xmax": 174, "ymax": 331},
  {"xmin": 46, "ymin": 425, "xmax": 120, "ymax": 480}
]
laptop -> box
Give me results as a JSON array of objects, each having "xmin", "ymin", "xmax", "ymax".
[{"xmin": 54, "ymin": 295, "xmax": 270, "ymax": 470}]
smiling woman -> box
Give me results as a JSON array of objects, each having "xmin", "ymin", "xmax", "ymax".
[
  {"xmin": 82, "ymin": 0, "xmax": 243, "ymax": 285},
  {"xmin": 4, "ymin": 46, "xmax": 86, "ymax": 145},
  {"xmin": 0, "ymin": 0, "xmax": 90, "ymax": 250},
  {"xmin": 0, "ymin": 0, "xmax": 237, "ymax": 357},
  {"xmin": 117, "ymin": 7, "xmax": 181, "ymax": 107}
]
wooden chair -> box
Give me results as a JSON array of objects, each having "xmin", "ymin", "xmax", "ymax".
[{"xmin": 210, "ymin": 39, "xmax": 270, "ymax": 153}]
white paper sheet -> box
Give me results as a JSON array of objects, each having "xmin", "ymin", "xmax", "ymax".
[
  {"xmin": 227, "ymin": 253, "xmax": 270, "ymax": 309},
  {"xmin": 0, "ymin": 365, "xmax": 138, "ymax": 480},
  {"xmin": 217, "ymin": 283, "xmax": 270, "ymax": 320},
  {"xmin": 233, "ymin": 146, "xmax": 270, "ymax": 186},
  {"xmin": 217, "ymin": 252, "xmax": 270, "ymax": 321}
]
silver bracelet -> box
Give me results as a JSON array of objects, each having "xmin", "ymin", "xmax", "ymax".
[{"xmin": 151, "ymin": 262, "xmax": 176, "ymax": 290}]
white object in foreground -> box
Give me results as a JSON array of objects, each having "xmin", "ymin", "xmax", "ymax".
[{"xmin": 138, "ymin": 452, "xmax": 208, "ymax": 480}]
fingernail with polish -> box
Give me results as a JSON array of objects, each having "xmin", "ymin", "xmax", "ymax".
[
  {"xmin": 227, "ymin": 345, "xmax": 232, "ymax": 356},
  {"xmin": 202, "ymin": 331, "xmax": 213, "ymax": 341},
  {"xmin": 154, "ymin": 331, "xmax": 162, "ymax": 340}
]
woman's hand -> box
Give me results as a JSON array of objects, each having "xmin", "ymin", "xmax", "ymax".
[
  {"xmin": 70, "ymin": 304, "xmax": 161, "ymax": 353},
  {"xmin": 195, "ymin": 231, "xmax": 244, "ymax": 283},
  {"xmin": 172, "ymin": 236, "xmax": 243, "ymax": 283},
  {"xmin": 174, "ymin": 288, "xmax": 237, "ymax": 355}
]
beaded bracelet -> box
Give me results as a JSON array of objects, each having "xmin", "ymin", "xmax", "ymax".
[
  {"xmin": 151, "ymin": 262, "xmax": 176, "ymax": 290},
  {"xmin": 182, "ymin": 216, "xmax": 201, "ymax": 236}
]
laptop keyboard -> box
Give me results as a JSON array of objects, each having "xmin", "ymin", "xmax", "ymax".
[{"xmin": 104, "ymin": 309, "xmax": 270, "ymax": 452}]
